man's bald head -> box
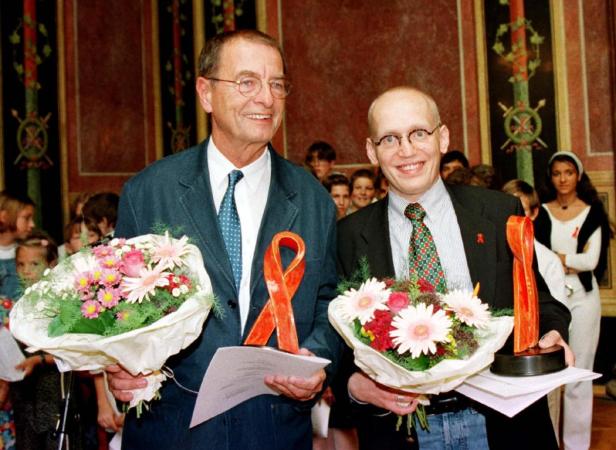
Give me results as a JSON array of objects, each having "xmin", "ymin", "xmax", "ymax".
[{"xmin": 367, "ymin": 87, "xmax": 441, "ymax": 137}]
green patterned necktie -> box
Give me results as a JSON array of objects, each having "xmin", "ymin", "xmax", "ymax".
[{"xmin": 405, "ymin": 203, "xmax": 447, "ymax": 293}]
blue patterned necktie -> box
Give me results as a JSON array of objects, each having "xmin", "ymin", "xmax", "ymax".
[
  {"xmin": 218, "ymin": 170, "xmax": 244, "ymax": 290},
  {"xmin": 405, "ymin": 203, "xmax": 447, "ymax": 293}
]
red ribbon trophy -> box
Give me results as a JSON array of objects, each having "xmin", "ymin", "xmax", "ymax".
[
  {"xmin": 244, "ymin": 231, "xmax": 305, "ymax": 353},
  {"xmin": 491, "ymin": 216, "xmax": 566, "ymax": 376}
]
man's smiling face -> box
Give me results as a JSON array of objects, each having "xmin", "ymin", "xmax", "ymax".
[{"xmin": 366, "ymin": 88, "xmax": 449, "ymax": 203}]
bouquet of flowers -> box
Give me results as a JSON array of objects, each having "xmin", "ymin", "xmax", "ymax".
[
  {"xmin": 10, "ymin": 233, "xmax": 216, "ymax": 412},
  {"xmin": 328, "ymin": 269, "xmax": 513, "ymax": 429}
]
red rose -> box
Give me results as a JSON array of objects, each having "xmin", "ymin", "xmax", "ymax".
[
  {"xmin": 387, "ymin": 292, "xmax": 409, "ymax": 313},
  {"xmin": 417, "ymin": 279, "xmax": 435, "ymax": 293},
  {"xmin": 121, "ymin": 249, "xmax": 146, "ymax": 277}
]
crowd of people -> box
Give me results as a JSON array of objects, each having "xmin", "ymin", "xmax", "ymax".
[
  {"xmin": 0, "ymin": 192, "xmax": 124, "ymax": 450},
  {"xmin": 0, "ymin": 29, "xmax": 613, "ymax": 450}
]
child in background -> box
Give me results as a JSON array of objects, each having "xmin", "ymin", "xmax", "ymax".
[
  {"xmin": 0, "ymin": 191, "xmax": 35, "ymax": 300},
  {"xmin": 348, "ymin": 169, "xmax": 376, "ymax": 214},
  {"xmin": 10, "ymin": 233, "xmax": 76, "ymax": 449},
  {"xmin": 69, "ymin": 192, "xmax": 92, "ymax": 220},
  {"xmin": 305, "ymin": 141, "xmax": 337, "ymax": 182},
  {"xmin": 323, "ymin": 174, "xmax": 351, "ymax": 220},
  {"xmin": 82, "ymin": 192, "xmax": 119, "ymax": 239},
  {"xmin": 0, "ymin": 297, "xmax": 16, "ymax": 450},
  {"xmin": 58, "ymin": 216, "xmax": 102, "ymax": 260},
  {"xmin": 10, "ymin": 232, "xmax": 72, "ymax": 450}
]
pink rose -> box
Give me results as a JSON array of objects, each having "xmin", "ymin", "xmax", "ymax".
[
  {"xmin": 121, "ymin": 249, "xmax": 146, "ymax": 277},
  {"xmin": 387, "ymin": 292, "xmax": 409, "ymax": 313}
]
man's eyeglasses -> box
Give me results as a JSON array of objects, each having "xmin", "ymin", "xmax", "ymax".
[
  {"xmin": 372, "ymin": 123, "xmax": 442, "ymax": 150},
  {"xmin": 205, "ymin": 76, "xmax": 291, "ymax": 99}
]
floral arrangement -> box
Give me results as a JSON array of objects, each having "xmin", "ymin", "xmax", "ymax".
[
  {"xmin": 38, "ymin": 233, "xmax": 201, "ymax": 337},
  {"xmin": 10, "ymin": 233, "xmax": 216, "ymax": 413},
  {"xmin": 329, "ymin": 262, "xmax": 513, "ymax": 431},
  {"xmin": 337, "ymin": 277, "xmax": 491, "ymax": 372}
]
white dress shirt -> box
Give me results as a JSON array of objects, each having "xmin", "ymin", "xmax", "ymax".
[
  {"xmin": 208, "ymin": 139, "xmax": 271, "ymax": 331},
  {"xmin": 387, "ymin": 178, "xmax": 473, "ymax": 291}
]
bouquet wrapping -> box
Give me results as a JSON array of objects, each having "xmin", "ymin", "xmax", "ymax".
[
  {"xmin": 328, "ymin": 277, "xmax": 514, "ymax": 396},
  {"xmin": 10, "ymin": 233, "xmax": 215, "ymax": 408}
]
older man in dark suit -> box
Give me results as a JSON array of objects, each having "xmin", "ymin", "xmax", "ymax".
[
  {"xmin": 106, "ymin": 30, "xmax": 342, "ymax": 450},
  {"xmin": 337, "ymin": 86, "xmax": 572, "ymax": 450}
]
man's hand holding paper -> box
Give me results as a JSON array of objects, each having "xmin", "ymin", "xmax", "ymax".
[{"xmin": 264, "ymin": 347, "xmax": 326, "ymax": 401}]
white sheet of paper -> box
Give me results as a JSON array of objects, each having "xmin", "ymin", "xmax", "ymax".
[
  {"xmin": 190, "ymin": 346, "xmax": 330, "ymax": 428},
  {"xmin": 455, "ymin": 366, "xmax": 600, "ymax": 417},
  {"xmin": 108, "ymin": 431, "xmax": 122, "ymax": 450},
  {"xmin": 0, "ymin": 327, "xmax": 25, "ymax": 381}
]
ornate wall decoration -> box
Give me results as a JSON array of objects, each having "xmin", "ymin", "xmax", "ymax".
[
  {"xmin": 0, "ymin": 0, "xmax": 62, "ymax": 238},
  {"xmin": 485, "ymin": 0, "xmax": 557, "ymax": 187}
]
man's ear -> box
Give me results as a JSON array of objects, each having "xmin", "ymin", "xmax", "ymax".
[
  {"xmin": 196, "ymin": 77, "xmax": 213, "ymax": 113},
  {"xmin": 438, "ymin": 125, "xmax": 450, "ymax": 155},
  {"xmin": 366, "ymin": 138, "xmax": 379, "ymax": 165}
]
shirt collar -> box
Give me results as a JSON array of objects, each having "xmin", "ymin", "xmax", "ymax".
[
  {"xmin": 208, "ymin": 138, "xmax": 270, "ymax": 192},
  {"xmin": 388, "ymin": 177, "xmax": 449, "ymax": 222}
]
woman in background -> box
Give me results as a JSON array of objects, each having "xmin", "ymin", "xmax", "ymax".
[{"xmin": 535, "ymin": 151, "xmax": 612, "ymax": 450}]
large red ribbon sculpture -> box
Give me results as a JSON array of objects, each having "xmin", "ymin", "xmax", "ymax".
[
  {"xmin": 244, "ymin": 232, "xmax": 305, "ymax": 354},
  {"xmin": 506, "ymin": 215, "xmax": 539, "ymax": 353}
]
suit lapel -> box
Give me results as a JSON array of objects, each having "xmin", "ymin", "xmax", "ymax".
[
  {"xmin": 447, "ymin": 186, "xmax": 497, "ymax": 303},
  {"xmin": 177, "ymin": 139, "xmax": 237, "ymax": 293},
  {"xmin": 359, "ymin": 198, "xmax": 396, "ymax": 278}
]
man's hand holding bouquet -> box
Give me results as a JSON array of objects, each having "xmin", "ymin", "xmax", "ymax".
[
  {"xmin": 10, "ymin": 232, "xmax": 216, "ymax": 415},
  {"xmin": 328, "ymin": 260, "xmax": 513, "ymax": 431}
]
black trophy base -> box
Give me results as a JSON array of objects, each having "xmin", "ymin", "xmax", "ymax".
[{"xmin": 491, "ymin": 345, "xmax": 566, "ymax": 376}]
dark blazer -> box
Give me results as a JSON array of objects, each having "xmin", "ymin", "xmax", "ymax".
[
  {"xmin": 115, "ymin": 140, "xmax": 343, "ymax": 450},
  {"xmin": 336, "ymin": 183, "xmax": 570, "ymax": 450}
]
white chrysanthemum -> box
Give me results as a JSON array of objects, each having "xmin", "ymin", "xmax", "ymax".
[
  {"xmin": 121, "ymin": 267, "xmax": 170, "ymax": 303},
  {"xmin": 390, "ymin": 303, "xmax": 452, "ymax": 358},
  {"xmin": 337, "ymin": 278, "xmax": 390, "ymax": 324},
  {"xmin": 442, "ymin": 289, "xmax": 491, "ymax": 328},
  {"xmin": 150, "ymin": 233, "xmax": 191, "ymax": 270}
]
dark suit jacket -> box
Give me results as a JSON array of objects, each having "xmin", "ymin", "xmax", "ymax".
[
  {"xmin": 336, "ymin": 184, "xmax": 570, "ymax": 450},
  {"xmin": 115, "ymin": 140, "xmax": 343, "ymax": 450}
]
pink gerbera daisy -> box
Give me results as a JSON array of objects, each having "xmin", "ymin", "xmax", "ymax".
[
  {"xmin": 337, "ymin": 278, "xmax": 390, "ymax": 324},
  {"xmin": 121, "ymin": 267, "xmax": 170, "ymax": 303},
  {"xmin": 81, "ymin": 300, "xmax": 102, "ymax": 318},
  {"xmin": 97, "ymin": 287, "xmax": 122, "ymax": 308},
  {"xmin": 442, "ymin": 290, "xmax": 491, "ymax": 328},
  {"xmin": 390, "ymin": 303, "xmax": 452, "ymax": 358},
  {"xmin": 150, "ymin": 233, "xmax": 191, "ymax": 270}
]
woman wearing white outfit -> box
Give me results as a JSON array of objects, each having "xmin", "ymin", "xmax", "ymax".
[{"xmin": 535, "ymin": 151, "xmax": 612, "ymax": 450}]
